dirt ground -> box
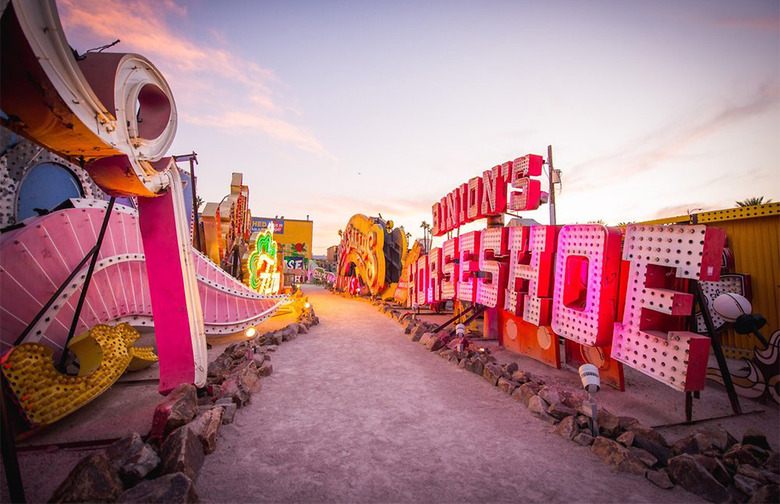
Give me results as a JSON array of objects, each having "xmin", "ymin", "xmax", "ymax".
[
  {"xmin": 196, "ymin": 286, "xmax": 741, "ymax": 503},
  {"xmin": 3, "ymin": 285, "xmax": 777, "ymax": 503}
]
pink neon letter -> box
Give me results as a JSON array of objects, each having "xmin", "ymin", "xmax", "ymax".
[
  {"xmin": 551, "ymin": 225, "xmax": 622, "ymax": 347},
  {"xmin": 611, "ymin": 225, "xmax": 726, "ymax": 391}
]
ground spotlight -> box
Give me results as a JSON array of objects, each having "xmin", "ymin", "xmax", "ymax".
[
  {"xmin": 245, "ymin": 327, "xmax": 257, "ymax": 338},
  {"xmin": 579, "ymin": 364, "xmax": 600, "ymax": 437}
]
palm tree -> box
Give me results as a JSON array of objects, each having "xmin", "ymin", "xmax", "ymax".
[
  {"xmin": 736, "ymin": 196, "xmax": 772, "ymax": 207},
  {"xmin": 420, "ymin": 221, "xmax": 430, "ymax": 252}
]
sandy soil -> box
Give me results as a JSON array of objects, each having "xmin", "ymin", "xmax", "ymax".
[{"xmin": 197, "ymin": 287, "xmax": 705, "ymax": 503}]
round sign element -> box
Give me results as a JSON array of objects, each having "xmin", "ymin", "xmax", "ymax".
[
  {"xmin": 713, "ymin": 293, "xmax": 752, "ymax": 322},
  {"xmin": 581, "ymin": 344, "xmax": 606, "ymax": 368},
  {"xmin": 537, "ymin": 326, "xmax": 552, "ymax": 350},
  {"xmin": 505, "ymin": 319, "xmax": 518, "ymax": 341}
]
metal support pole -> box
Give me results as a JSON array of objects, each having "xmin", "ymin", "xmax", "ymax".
[
  {"xmin": 13, "ymin": 245, "xmax": 97, "ymax": 347},
  {"xmin": 174, "ymin": 153, "xmax": 200, "ymax": 251},
  {"xmin": 1, "ymin": 374, "xmax": 26, "ymax": 503},
  {"xmin": 432, "ymin": 304, "xmax": 477, "ymax": 333},
  {"xmin": 694, "ymin": 282, "xmax": 742, "ymax": 415},
  {"xmin": 547, "ymin": 144, "xmax": 556, "ymax": 226},
  {"xmin": 57, "ymin": 197, "xmax": 116, "ymax": 372}
]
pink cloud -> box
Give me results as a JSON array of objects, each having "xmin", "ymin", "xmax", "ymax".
[
  {"xmin": 57, "ymin": 0, "xmax": 331, "ymax": 158},
  {"xmin": 715, "ymin": 17, "xmax": 780, "ymax": 32}
]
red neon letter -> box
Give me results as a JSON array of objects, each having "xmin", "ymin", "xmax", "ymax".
[
  {"xmin": 477, "ymin": 227, "xmax": 509, "ymax": 308},
  {"xmin": 427, "ymin": 247, "xmax": 443, "ymax": 303},
  {"xmin": 504, "ymin": 225, "xmax": 557, "ymax": 325},
  {"xmin": 467, "ymin": 176, "xmax": 484, "ymax": 221},
  {"xmin": 481, "ymin": 164, "xmax": 507, "ymax": 216},
  {"xmin": 441, "ymin": 237, "xmax": 459, "ymax": 300},
  {"xmin": 415, "ymin": 255, "xmax": 429, "ymax": 305},
  {"xmin": 431, "ymin": 201, "xmax": 443, "ymax": 237},
  {"xmin": 457, "ymin": 231, "xmax": 481, "ymax": 303}
]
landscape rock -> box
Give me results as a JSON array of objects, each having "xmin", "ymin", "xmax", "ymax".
[
  {"xmin": 426, "ymin": 334, "xmax": 451, "ymax": 352},
  {"xmin": 218, "ymin": 375, "xmax": 252, "ymax": 407},
  {"xmin": 482, "ymin": 363, "xmax": 502, "ymax": 386},
  {"xmin": 547, "ymin": 402, "xmax": 577, "ymax": 421},
  {"xmin": 700, "ymin": 425, "xmax": 738, "ymax": 453},
  {"xmin": 742, "ymin": 428, "xmax": 772, "ymax": 452},
  {"xmin": 538, "ymin": 412, "xmax": 559, "ymax": 425},
  {"xmin": 219, "ymin": 401, "xmax": 237, "ymax": 424},
  {"xmin": 633, "ymin": 434, "xmax": 674, "ymax": 466},
  {"xmin": 724, "ymin": 444, "xmax": 766, "ymax": 468},
  {"xmin": 616, "ymin": 431, "xmax": 635, "ymax": 448},
  {"xmin": 630, "ymin": 446, "xmax": 659, "ymax": 468},
  {"xmin": 537, "ymin": 387, "xmax": 560, "ymax": 405},
  {"xmin": 514, "ymin": 383, "xmax": 541, "ymax": 407},
  {"xmin": 591, "ymin": 436, "xmax": 647, "ymax": 475},
  {"xmin": 737, "ymin": 464, "xmax": 769, "ymax": 484},
  {"xmin": 49, "ymin": 453, "xmax": 123, "ymax": 503},
  {"xmin": 557, "ymin": 389, "xmax": 585, "ymax": 410},
  {"xmin": 497, "ymin": 377, "xmax": 519, "ymax": 395},
  {"xmin": 117, "ymin": 472, "xmax": 198, "ymax": 503},
  {"xmin": 149, "ymin": 383, "xmax": 198, "ymax": 443},
  {"xmin": 503, "ymin": 362, "xmax": 519, "ymax": 375},
  {"xmin": 693, "ymin": 454, "xmax": 733, "ymax": 487},
  {"xmin": 471, "ymin": 358, "xmax": 484, "ymax": 376},
  {"xmin": 105, "ymin": 432, "xmax": 161, "ymax": 487},
  {"xmin": 673, "ymin": 432, "xmax": 717, "ymax": 456},
  {"xmin": 511, "ymin": 370, "xmax": 532, "ymax": 384},
  {"xmin": 734, "ymin": 474, "xmax": 763, "ymax": 498},
  {"xmin": 257, "ymin": 362, "xmax": 273, "ymax": 377},
  {"xmin": 160, "ymin": 425, "xmax": 205, "ymax": 483},
  {"xmin": 626, "ymin": 422, "xmax": 669, "ymax": 447},
  {"xmin": 419, "ymin": 332, "xmax": 435, "ymax": 345},
  {"xmin": 668, "ymin": 453, "xmax": 731, "ymax": 503},
  {"xmin": 553, "ymin": 415, "xmax": 579, "ymax": 440},
  {"xmin": 748, "ymin": 484, "xmax": 779, "ymax": 503},
  {"xmin": 762, "ymin": 452, "xmax": 779, "ymax": 473},
  {"xmin": 573, "ymin": 433, "xmax": 595, "ymax": 447},
  {"xmin": 188, "ymin": 407, "xmax": 223, "ymax": 454},
  {"xmin": 646, "ymin": 469, "xmax": 674, "ymax": 489},
  {"xmin": 527, "ymin": 395, "xmax": 549, "ymax": 415},
  {"xmin": 597, "ymin": 409, "xmax": 622, "ymax": 438}
]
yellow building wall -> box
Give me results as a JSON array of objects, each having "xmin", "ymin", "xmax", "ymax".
[{"xmin": 252, "ymin": 217, "xmax": 313, "ymax": 262}]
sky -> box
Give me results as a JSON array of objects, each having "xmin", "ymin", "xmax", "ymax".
[{"xmin": 58, "ymin": 0, "xmax": 779, "ymax": 255}]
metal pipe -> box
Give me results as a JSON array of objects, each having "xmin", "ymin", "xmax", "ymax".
[
  {"xmin": 57, "ymin": 197, "xmax": 116, "ymax": 372},
  {"xmin": 547, "ymin": 144, "xmax": 556, "ymax": 226}
]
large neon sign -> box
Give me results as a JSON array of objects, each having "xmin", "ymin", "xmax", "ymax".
[
  {"xmin": 243, "ymin": 230, "xmax": 282, "ymax": 295},
  {"xmin": 427, "ymin": 153, "xmax": 726, "ymax": 392}
]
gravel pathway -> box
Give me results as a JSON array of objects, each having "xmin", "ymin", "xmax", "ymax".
[{"xmin": 198, "ymin": 286, "xmax": 701, "ymax": 503}]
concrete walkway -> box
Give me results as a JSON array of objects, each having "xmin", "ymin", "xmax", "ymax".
[{"xmin": 198, "ymin": 286, "xmax": 700, "ymax": 503}]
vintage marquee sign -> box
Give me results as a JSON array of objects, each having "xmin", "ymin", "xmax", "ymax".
[
  {"xmin": 337, "ymin": 215, "xmax": 387, "ymax": 296},
  {"xmin": 426, "ymin": 153, "xmax": 726, "ymax": 392},
  {"xmin": 243, "ymin": 230, "xmax": 282, "ymax": 295}
]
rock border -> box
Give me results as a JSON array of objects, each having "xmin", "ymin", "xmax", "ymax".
[{"xmin": 47, "ymin": 306, "xmax": 320, "ymax": 503}]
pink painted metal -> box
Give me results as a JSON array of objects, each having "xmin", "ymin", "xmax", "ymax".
[
  {"xmin": 138, "ymin": 188, "xmax": 199, "ymax": 392},
  {"xmin": 0, "ymin": 202, "xmax": 285, "ymax": 361}
]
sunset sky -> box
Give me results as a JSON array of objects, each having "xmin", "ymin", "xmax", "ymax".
[{"xmin": 59, "ymin": 0, "xmax": 779, "ymax": 255}]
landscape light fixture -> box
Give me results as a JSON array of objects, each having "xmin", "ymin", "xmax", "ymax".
[
  {"xmin": 578, "ymin": 363, "xmax": 600, "ymax": 437},
  {"xmin": 245, "ymin": 327, "xmax": 257, "ymax": 338}
]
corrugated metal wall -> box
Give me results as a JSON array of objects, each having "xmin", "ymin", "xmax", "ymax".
[{"xmin": 709, "ymin": 212, "xmax": 779, "ymax": 357}]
